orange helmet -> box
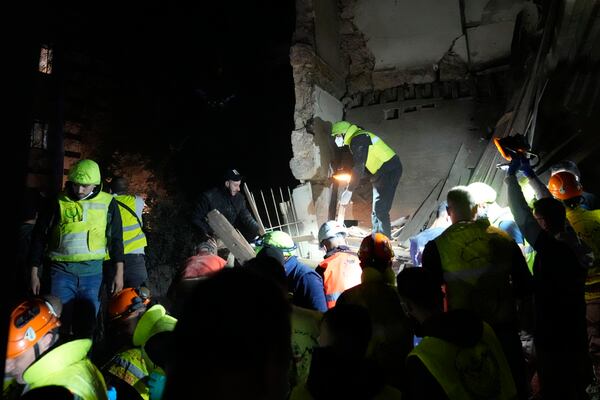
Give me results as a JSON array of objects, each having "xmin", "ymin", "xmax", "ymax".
[
  {"xmin": 357, "ymin": 233, "xmax": 394, "ymax": 268},
  {"xmin": 109, "ymin": 287, "xmax": 151, "ymax": 321},
  {"xmin": 548, "ymin": 171, "xmax": 583, "ymax": 200},
  {"xmin": 7, "ymin": 299, "xmax": 60, "ymax": 359}
]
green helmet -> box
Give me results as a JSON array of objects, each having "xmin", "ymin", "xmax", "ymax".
[
  {"xmin": 331, "ymin": 121, "xmax": 352, "ymax": 136},
  {"xmin": 256, "ymin": 231, "xmax": 297, "ymax": 257},
  {"xmin": 67, "ymin": 159, "xmax": 101, "ymax": 185}
]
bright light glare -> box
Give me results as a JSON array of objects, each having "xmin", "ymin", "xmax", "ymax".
[{"xmin": 333, "ymin": 173, "xmax": 351, "ymax": 183}]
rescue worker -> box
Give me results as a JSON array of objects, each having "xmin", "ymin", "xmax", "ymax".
[
  {"xmin": 505, "ymin": 158, "xmax": 591, "ymax": 399},
  {"xmin": 468, "ymin": 181, "xmax": 535, "ymax": 272},
  {"xmin": 109, "ymin": 177, "xmax": 148, "ymax": 288},
  {"xmin": 103, "ymin": 287, "xmax": 176, "ymax": 400},
  {"xmin": 255, "ymin": 231, "xmax": 327, "ymax": 312},
  {"xmin": 5, "ymin": 298, "xmax": 108, "ymax": 399},
  {"xmin": 337, "ymin": 233, "xmax": 413, "ymax": 391},
  {"xmin": 316, "ymin": 220, "xmax": 362, "ymax": 308},
  {"xmin": 191, "ymin": 168, "xmax": 260, "ymax": 244},
  {"xmin": 290, "ymin": 304, "xmax": 402, "ymax": 400},
  {"xmin": 408, "ymin": 201, "xmax": 451, "ymax": 267},
  {"xmin": 397, "ymin": 267, "xmax": 517, "ymax": 400},
  {"xmin": 29, "ymin": 159, "xmax": 124, "ymax": 338},
  {"xmin": 421, "ymin": 186, "xmax": 533, "ymax": 399},
  {"xmin": 164, "ymin": 268, "xmax": 292, "ymax": 400},
  {"xmin": 331, "ymin": 121, "xmax": 403, "ymax": 238},
  {"xmin": 550, "ymin": 160, "xmax": 598, "ymax": 210},
  {"xmin": 546, "ymin": 171, "xmax": 600, "ymax": 386}
]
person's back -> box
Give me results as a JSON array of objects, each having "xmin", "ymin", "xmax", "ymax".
[
  {"xmin": 290, "ymin": 304, "xmax": 402, "ymax": 400},
  {"xmin": 408, "ymin": 201, "xmax": 450, "ymax": 267},
  {"xmin": 398, "ymin": 267, "xmax": 517, "ymax": 400},
  {"xmin": 163, "ymin": 268, "xmax": 292, "ymax": 400},
  {"xmin": 337, "ymin": 233, "xmax": 413, "ymax": 391}
]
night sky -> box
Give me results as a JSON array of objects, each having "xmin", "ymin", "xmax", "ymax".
[{"xmin": 34, "ymin": 1, "xmax": 298, "ymax": 198}]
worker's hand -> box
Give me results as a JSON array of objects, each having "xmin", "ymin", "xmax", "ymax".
[
  {"xmin": 519, "ymin": 157, "xmax": 535, "ymax": 178},
  {"xmin": 339, "ymin": 190, "xmax": 353, "ymax": 206},
  {"xmin": 507, "ymin": 157, "xmax": 522, "ymax": 176},
  {"xmin": 111, "ymin": 262, "xmax": 124, "ymax": 294},
  {"xmin": 30, "ymin": 267, "xmax": 40, "ymax": 295}
]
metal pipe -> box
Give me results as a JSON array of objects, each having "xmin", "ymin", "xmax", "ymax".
[
  {"xmin": 260, "ymin": 190, "xmax": 273, "ymax": 229},
  {"xmin": 271, "ymin": 188, "xmax": 282, "ymax": 231}
]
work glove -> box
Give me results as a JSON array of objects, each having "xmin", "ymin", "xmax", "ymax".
[
  {"xmin": 507, "ymin": 157, "xmax": 522, "ymax": 176},
  {"xmin": 519, "ymin": 157, "xmax": 535, "ymax": 178},
  {"xmin": 339, "ymin": 190, "xmax": 353, "ymax": 206},
  {"xmin": 147, "ymin": 371, "xmax": 167, "ymax": 400}
]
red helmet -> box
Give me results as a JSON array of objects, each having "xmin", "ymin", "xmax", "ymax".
[
  {"xmin": 357, "ymin": 233, "xmax": 394, "ymax": 268},
  {"xmin": 7, "ymin": 299, "xmax": 60, "ymax": 359},
  {"xmin": 108, "ymin": 287, "xmax": 151, "ymax": 320},
  {"xmin": 548, "ymin": 171, "xmax": 583, "ymax": 200}
]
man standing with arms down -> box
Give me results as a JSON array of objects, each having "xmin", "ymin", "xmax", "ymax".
[
  {"xmin": 191, "ymin": 168, "xmax": 260, "ymax": 244},
  {"xmin": 331, "ymin": 121, "xmax": 402, "ymax": 238},
  {"xmin": 29, "ymin": 159, "xmax": 124, "ymax": 339}
]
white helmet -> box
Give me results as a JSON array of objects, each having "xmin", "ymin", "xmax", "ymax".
[
  {"xmin": 318, "ymin": 220, "xmax": 348, "ymax": 243},
  {"xmin": 467, "ymin": 182, "xmax": 497, "ymax": 204}
]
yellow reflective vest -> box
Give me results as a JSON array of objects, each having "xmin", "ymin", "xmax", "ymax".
[
  {"xmin": 344, "ymin": 126, "xmax": 395, "ymax": 174},
  {"xmin": 435, "ymin": 220, "xmax": 517, "ymax": 325},
  {"xmin": 566, "ymin": 206, "xmax": 600, "ymax": 301},
  {"xmin": 115, "ymin": 194, "xmax": 147, "ymax": 254},
  {"xmin": 489, "ymin": 206, "xmax": 536, "ymax": 274},
  {"xmin": 107, "ymin": 348, "xmax": 150, "ymax": 400},
  {"xmin": 23, "ymin": 339, "xmax": 108, "ymax": 400},
  {"xmin": 408, "ymin": 321, "xmax": 517, "ymax": 399},
  {"xmin": 48, "ymin": 191, "xmax": 114, "ymax": 262}
]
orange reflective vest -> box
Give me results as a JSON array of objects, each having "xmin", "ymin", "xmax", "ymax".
[{"xmin": 318, "ymin": 251, "xmax": 362, "ymax": 308}]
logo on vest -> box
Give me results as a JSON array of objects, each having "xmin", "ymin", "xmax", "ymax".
[{"xmin": 455, "ymin": 343, "xmax": 501, "ymax": 398}]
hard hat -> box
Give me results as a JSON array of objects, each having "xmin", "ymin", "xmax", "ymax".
[
  {"xmin": 357, "ymin": 232, "xmax": 394, "ymax": 267},
  {"xmin": 256, "ymin": 231, "xmax": 297, "ymax": 257},
  {"xmin": 67, "ymin": 159, "xmax": 101, "ymax": 185},
  {"xmin": 318, "ymin": 220, "xmax": 348, "ymax": 243},
  {"xmin": 7, "ymin": 299, "xmax": 61, "ymax": 359},
  {"xmin": 548, "ymin": 171, "xmax": 583, "ymax": 200},
  {"xmin": 331, "ymin": 121, "xmax": 352, "ymax": 136},
  {"xmin": 132, "ymin": 304, "xmax": 177, "ymax": 347},
  {"xmin": 467, "ymin": 182, "xmax": 497, "ymax": 204},
  {"xmin": 108, "ymin": 287, "xmax": 151, "ymax": 321}
]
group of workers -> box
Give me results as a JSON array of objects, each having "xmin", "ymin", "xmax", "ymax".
[{"xmin": 5, "ymin": 119, "xmax": 599, "ymax": 399}]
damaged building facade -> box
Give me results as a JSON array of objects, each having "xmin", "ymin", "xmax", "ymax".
[{"xmin": 289, "ymin": 0, "xmax": 600, "ymax": 244}]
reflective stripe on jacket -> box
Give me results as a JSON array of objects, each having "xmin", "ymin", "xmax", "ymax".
[
  {"xmin": 107, "ymin": 348, "xmax": 150, "ymax": 400},
  {"xmin": 435, "ymin": 220, "xmax": 516, "ymax": 325},
  {"xmin": 48, "ymin": 191, "xmax": 113, "ymax": 262},
  {"xmin": 344, "ymin": 127, "xmax": 396, "ymax": 174},
  {"xmin": 567, "ymin": 207, "xmax": 600, "ymax": 300},
  {"xmin": 115, "ymin": 194, "xmax": 147, "ymax": 254},
  {"xmin": 408, "ymin": 322, "xmax": 517, "ymax": 399},
  {"xmin": 23, "ymin": 339, "xmax": 108, "ymax": 400},
  {"xmin": 318, "ymin": 251, "xmax": 362, "ymax": 308}
]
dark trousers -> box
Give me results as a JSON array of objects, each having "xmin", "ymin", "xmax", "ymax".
[{"xmin": 371, "ymin": 162, "xmax": 402, "ymax": 238}]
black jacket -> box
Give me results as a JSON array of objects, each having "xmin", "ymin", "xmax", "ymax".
[{"xmin": 191, "ymin": 186, "xmax": 259, "ymax": 241}]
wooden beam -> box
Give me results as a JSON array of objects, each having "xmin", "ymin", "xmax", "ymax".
[
  {"xmin": 244, "ymin": 183, "xmax": 266, "ymax": 235},
  {"xmin": 207, "ymin": 209, "xmax": 256, "ymax": 264},
  {"xmin": 396, "ymin": 178, "xmax": 444, "ymax": 244}
]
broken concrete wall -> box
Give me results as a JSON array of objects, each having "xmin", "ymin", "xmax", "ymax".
[{"xmin": 345, "ymin": 78, "xmax": 507, "ymax": 226}]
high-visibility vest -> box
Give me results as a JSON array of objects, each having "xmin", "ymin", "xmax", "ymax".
[
  {"xmin": 408, "ymin": 321, "xmax": 517, "ymax": 400},
  {"xmin": 489, "ymin": 206, "xmax": 536, "ymax": 274},
  {"xmin": 319, "ymin": 251, "xmax": 362, "ymax": 308},
  {"xmin": 106, "ymin": 348, "xmax": 150, "ymax": 400},
  {"xmin": 344, "ymin": 127, "xmax": 396, "ymax": 175},
  {"xmin": 48, "ymin": 191, "xmax": 113, "ymax": 262},
  {"xmin": 115, "ymin": 194, "xmax": 147, "ymax": 254},
  {"xmin": 23, "ymin": 339, "xmax": 109, "ymax": 400},
  {"xmin": 435, "ymin": 220, "xmax": 517, "ymax": 325},
  {"xmin": 566, "ymin": 207, "xmax": 600, "ymax": 301}
]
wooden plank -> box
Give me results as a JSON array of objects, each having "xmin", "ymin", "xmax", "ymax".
[
  {"xmin": 396, "ymin": 179, "xmax": 444, "ymax": 244},
  {"xmin": 244, "ymin": 183, "xmax": 267, "ymax": 235},
  {"xmin": 207, "ymin": 209, "xmax": 256, "ymax": 264}
]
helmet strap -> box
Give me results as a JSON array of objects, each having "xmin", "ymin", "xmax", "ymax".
[{"xmin": 33, "ymin": 342, "xmax": 40, "ymax": 359}]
